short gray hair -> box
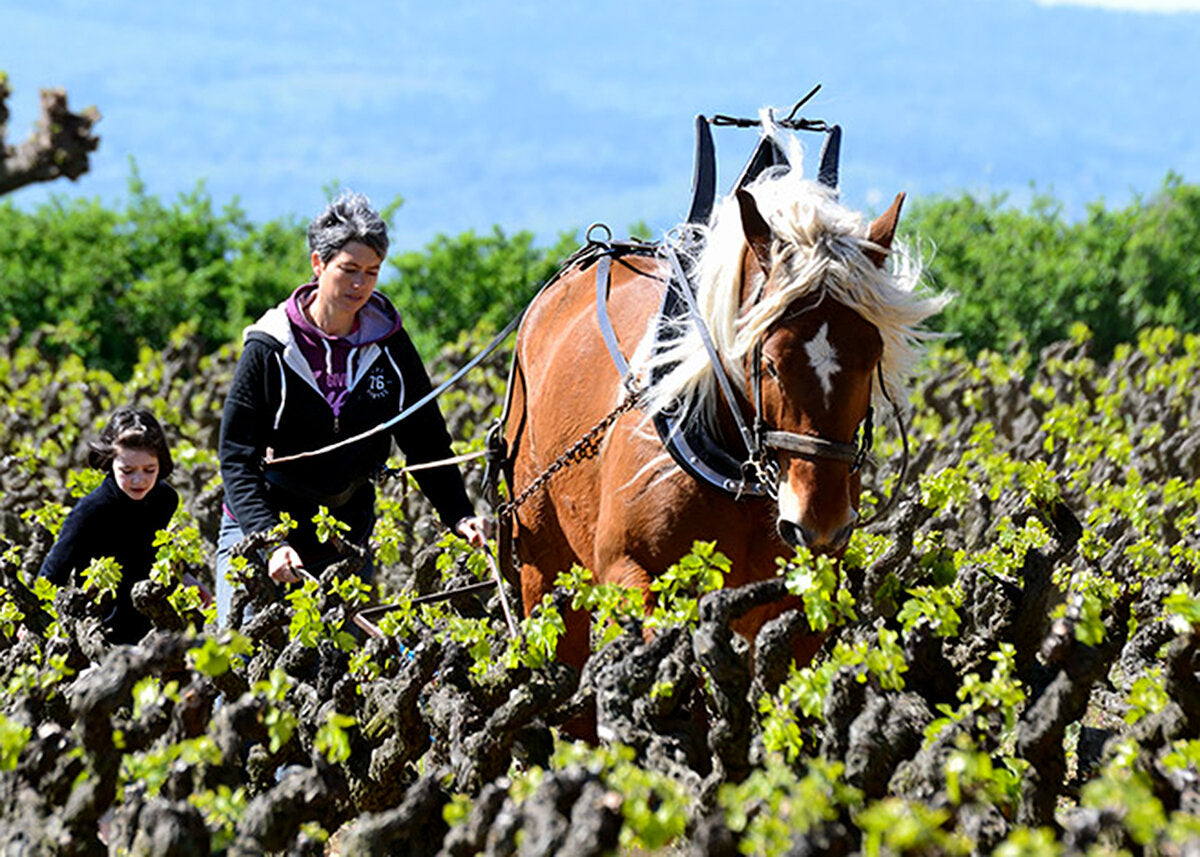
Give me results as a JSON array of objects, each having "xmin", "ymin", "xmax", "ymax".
[{"xmin": 307, "ymin": 191, "xmax": 389, "ymax": 263}]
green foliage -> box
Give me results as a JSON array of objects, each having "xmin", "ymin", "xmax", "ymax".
[
  {"xmin": 856, "ymin": 798, "xmax": 969, "ymax": 856},
  {"xmin": 943, "ymin": 735, "xmax": 1026, "ymax": 811},
  {"xmin": 66, "ymin": 468, "xmax": 104, "ymax": 499},
  {"xmin": 444, "ymin": 614, "xmax": 500, "ymax": 677},
  {"xmin": 286, "ymin": 580, "xmax": 355, "ymax": 651},
  {"xmin": 331, "ymin": 574, "xmax": 372, "ymax": 606},
  {"xmin": 719, "ymin": 758, "xmax": 862, "ymax": 855},
  {"xmin": 4, "ymin": 159, "xmax": 1200, "ymax": 852},
  {"xmin": 189, "ymin": 785, "xmax": 247, "ymax": 851},
  {"xmin": 7, "ymin": 175, "xmax": 1196, "ymax": 381},
  {"xmin": 81, "ymin": 555, "xmax": 122, "ymax": 598},
  {"xmin": 781, "ymin": 548, "xmax": 856, "ymax": 633},
  {"xmin": 434, "ymin": 529, "xmax": 491, "ymax": 582},
  {"xmin": 370, "ymin": 497, "xmax": 406, "ymax": 566},
  {"xmin": 926, "ymin": 644, "xmax": 1026, "ymax": 746},
  {"xmin": 20, "ymin": 501, "xmax": 68, "ymax": 538},
  {"xmin": 557, "ymin": 564, "xmax": 646, "ymax": 650},
  {"xmin": 0, "ymin": 599, "xmax": 22, "ymax": 639},
  {"xmin": 992, "ymin": 826, "xmax": 1061, "ymax": 857},
  {"xmin": 254, "ymin": 669, "xmax": 298, "ymax": 754},
  {"xmin": 1125, "ymin": 668, "xmax": 1169, "ymax": 725},
  {"xmin": 502, "ymin": 595, "xmax": 565, "ymax": 670},
  {"xmin": 647, "ymin": 540, "xmax": 729, "ymax": 629},
  {"xmin": 130, "ymin": 676, "xmax": 181, "ymax": 720},
  {"xmin": 0, "ymin": 171, "xmax": 308, "ymax": 375},
  {"xmin": 1166, "ymin": 584, "xmax": 1200, "ymax": 634},
  {"xmin": 374, "ymin": 592, "xmax": 418, "ymax": 639},
  {"xmin": 188, "ymin": 633, "xmax": 254, "ymax": 678},
  {"xmin": 312, "ymin": 505, "xmax": 351, "ymax": 545},
  {"xmin": 150, "ymin": 523, "xmax": 215, "ymax": 625},
  {"xmin": 766, "ymin": 626, "xmax": 910, "ymax": 749},
  {"xmin": 897, "ymin": 584, "xmax": 963, "ymax": 638},
  {"xmin": 552, "ymin": 741, "xmax": 691, "ymax": 851},
  {"xmin": 314, "ymin": 712, "xmax": 356, "ymax": 764},
  {"xmin": 1081, "ymin": 740, "xmax": 1168, "ymax": 847},
  {"xmin": 0, "ymin": 714, "xmax": 31, "ymax": 771},
  {"xmin": 904, "ymin": 174, "xmax": 1200, "ymax": 359},
  {"xmin": 386, "ymin": 227, "xmax": 578, "ymax": 360}
]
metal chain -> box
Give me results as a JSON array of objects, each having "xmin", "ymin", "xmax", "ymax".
[{"xmin": 497, "ymin": 392, "xmax": 641, "ymax": 520}]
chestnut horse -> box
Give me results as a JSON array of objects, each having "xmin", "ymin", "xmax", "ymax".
[{"xmin": 503, "ymin": 121, "xmax": 946, "ymax": 673}]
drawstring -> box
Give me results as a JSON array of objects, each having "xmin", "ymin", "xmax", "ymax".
[
  {"xmin": 383, "ymin": 347, "xmax": 405, "ymax": 412},
  {"xmin": 322, "ymin": 340, "xmax": 334, "ymax": 377},
  {"xmin": 273, "ymin": 353, "xmax": 287, "ymax": 431}
]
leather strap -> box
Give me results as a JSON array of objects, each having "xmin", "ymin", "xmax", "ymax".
[
  {"xmin": 761, "ymin": 431, "xmax": 859, "ymax": 463},
  {"xmin": 662, "ymin": 245, "xmax": 759, "ymax": 459},
  {"xmin": 594, "ymin": 253, "xmax": 630, "ymax": 379},
  {"xmin": 686, "ymin": 115, "xmax": 717, "ymax": 225}
]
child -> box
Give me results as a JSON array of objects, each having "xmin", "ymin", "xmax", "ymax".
[{"xmin": 38, "ymin": 407, "xmax": 180, "ymax": 644}]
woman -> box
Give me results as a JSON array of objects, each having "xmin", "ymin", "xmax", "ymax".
[
  {"xmin": 39, "ymin": 407, "xmax": 178, "ymax": 644},
  {"xmin": 216, "ymin": 192, "xmax": 486, "ymax": 625}
]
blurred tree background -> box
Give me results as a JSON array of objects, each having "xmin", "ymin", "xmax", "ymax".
[
  {"xmin": 903, "ymin": 173, "xmax": 1200, "ymax": 359},
  {"xmin": 1, "ymin": 168, "xmax": 1197, "ymax": 377}
]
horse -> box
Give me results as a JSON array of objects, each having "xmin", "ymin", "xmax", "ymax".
[{"xmin": 501, "ymin": 117, "xmax": 948, "ymax": 676}]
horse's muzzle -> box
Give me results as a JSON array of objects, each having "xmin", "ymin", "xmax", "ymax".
[{"xmin": 777, "ymin": 512, "xmax": 856, "ymax": 554}]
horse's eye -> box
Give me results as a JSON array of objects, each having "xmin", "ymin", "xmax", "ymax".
[{"xmin": 763, "ymin": 359, "xmax": 780, "ymax": 380}]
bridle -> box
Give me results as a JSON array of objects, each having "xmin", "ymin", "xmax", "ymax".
[
  {"xmin": 661, "ymin": 242, "xmax": 910, "ymax": 523},
  {"xmin": 749, "ymin": 336, "xmax": 871, "ymax": 481}
]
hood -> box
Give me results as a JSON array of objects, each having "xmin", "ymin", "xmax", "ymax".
[{"xmin": 245, "ymin": 284, "xmax": 404, "ymax": 347}]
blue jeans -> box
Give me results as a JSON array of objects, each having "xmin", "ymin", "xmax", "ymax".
[{"xmin": 214, "ymin": 513, "xmax": 375, "ymax": 629}]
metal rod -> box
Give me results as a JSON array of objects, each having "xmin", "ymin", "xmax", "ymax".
[
  {"xmin": 354, "ymin": 578, "xmax": 499, "ymax": 622},
  {"xmin": 482, "ymin": 545, "xmax": 520, "ymax": 639}
]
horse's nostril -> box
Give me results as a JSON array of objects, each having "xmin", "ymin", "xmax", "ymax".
[
  {"xmin": 777, "ymin": 519, "xmax": 811, "ymax": 548},
  {"xmin": 779, "ymin": 517, "xmax": 856, "ymax": 553}
]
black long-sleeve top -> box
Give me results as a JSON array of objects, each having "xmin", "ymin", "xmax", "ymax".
[{"xmin": 38, "ymin": 475, "xmax": 178, "ymax": 644}]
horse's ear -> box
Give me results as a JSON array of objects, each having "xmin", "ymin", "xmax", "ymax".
[
  {"xmin": 736, "ymin": 189, "xmax": 773, "ymax": 273},
  {"xmin": 865, "ymin": 192, "xmax": 905, "ymax": 268}
]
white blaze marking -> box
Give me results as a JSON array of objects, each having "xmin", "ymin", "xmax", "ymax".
[
  {"xmin": 804, "ymin": 322, "xmax": 840, "ymax": 404},
  {"xmin": 777, "ymin": 479, "xmax": 801, "ymax": 524}
]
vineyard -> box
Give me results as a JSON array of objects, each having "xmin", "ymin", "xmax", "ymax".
[{"xmin": 0, "ymin": 314, "xmax": 1198, "ymax": 855}]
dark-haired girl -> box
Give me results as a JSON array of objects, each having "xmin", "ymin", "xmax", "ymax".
[{"xmin": 39, "ymin": 407, "xmax": 179, "ymax": 644}]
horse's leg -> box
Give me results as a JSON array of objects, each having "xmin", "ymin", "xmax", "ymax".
[
  {"xmin": 514, "ymin": 502, "xmax": 601, "ymax": 743},
  {"xmin": 514, "ymin": 500, "xmax": 592, "ymax": 676}
]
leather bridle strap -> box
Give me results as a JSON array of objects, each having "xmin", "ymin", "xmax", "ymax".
[
  {"xmin": 662, "ymin": 245, "xmax": 760, "ymax": 459},
  {"xmin": 761, "ymin": 429, "xmax": 860, "ymax": 464},
  {"xmin": 862, "ymin": 365, "xmax": 910, "ymax": 525}
]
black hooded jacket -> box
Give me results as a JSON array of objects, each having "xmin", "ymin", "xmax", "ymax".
[{"xmin": 218, "ymin": 290, "xmax": 474, "ymax": 564}]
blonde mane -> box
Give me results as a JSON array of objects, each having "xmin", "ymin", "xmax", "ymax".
[{"xmin": 630, "ymin": 118, "xmax": 949, "ymax": 431}]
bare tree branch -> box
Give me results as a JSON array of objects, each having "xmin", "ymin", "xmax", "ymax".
[{"xmin": 0, "ymin": 77, "xmax": 100, "ymax": 196}]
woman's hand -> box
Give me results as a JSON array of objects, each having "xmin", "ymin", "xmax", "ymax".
[
  {"xmin": 268, "ymin": 545, "xmax": 305, "ymax": 584},
  {"xmin": 455, "ymin": 515, "xmax": 490, "ymax": 549}
]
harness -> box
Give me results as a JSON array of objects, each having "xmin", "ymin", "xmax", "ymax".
[
  {"xmin": 590, "ymin": 237, "xmax": 883, "ymax": 502},
  {"xmin": 493, "ymin": 87, "xmax": 911, "ymax": 535}
]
